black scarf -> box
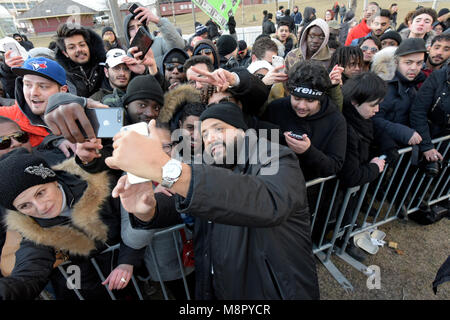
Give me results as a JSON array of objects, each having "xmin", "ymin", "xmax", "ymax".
[{"xmin": 342, "ymin": 100, "xmax": 374, "ymax": 144}]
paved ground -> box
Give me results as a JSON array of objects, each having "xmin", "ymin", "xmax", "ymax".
[{"xmin": 316, "ymin": 217, "xmax": 450, "ymax": 300}]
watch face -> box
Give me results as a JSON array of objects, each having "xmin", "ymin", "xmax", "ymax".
[{"xmin": 165, "ymin": 163, "xmax": 181, "ymax": 178}]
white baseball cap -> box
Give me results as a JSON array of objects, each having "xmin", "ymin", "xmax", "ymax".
[
  {"xmin": 247, "ymin": 60, "xmax": 274, "ymax": 74},
  {"xmin": 105, "ymin": 49, "xmax": 127, "ymax": 68}
]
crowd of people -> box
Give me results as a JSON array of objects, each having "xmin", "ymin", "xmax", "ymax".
[{"xmin": 0, "ymin": 3, "xmax": 448, "ymax": 300}]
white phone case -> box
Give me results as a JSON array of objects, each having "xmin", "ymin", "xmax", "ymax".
[
  {"xmin": 120, "ymin": 122, "xmax": 151, "ymax": 184},
  {"xmin": 3, "ymin": 42, "xmax": 20, "ymax": 58}
]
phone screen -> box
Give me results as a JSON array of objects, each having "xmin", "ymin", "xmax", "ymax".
[{"xmin": 130, "ymin": 27, "xmax": 153, "ymax": 60}]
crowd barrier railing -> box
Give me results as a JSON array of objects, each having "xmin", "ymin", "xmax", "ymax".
[
  {"xmin": 310, "ymin": 135, "xmax": 450, "ymax": 290},
  {"xmin": 52, "ymin": 136, "xmax": 449, "ymax": 298}
]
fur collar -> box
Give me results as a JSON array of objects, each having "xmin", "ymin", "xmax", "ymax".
[
  {"xmin": 371, "ymin": 46, "xmax": 397, "ymax": 81},
  {"xmin": 158, "ymin": 84, "xmax": 202, "ymax": 123},
  {"xmin": 5, "ymin": 158, "xmax": 110, "ymax": 256}
]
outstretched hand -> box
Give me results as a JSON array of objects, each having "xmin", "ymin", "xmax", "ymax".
[
  {"xmin": 189, "ymin": 67, "xmax": 237, "ymax": 92},
  {"xmin": 112, "ymin": 175, "xmax": 156, "ymax": 221}
]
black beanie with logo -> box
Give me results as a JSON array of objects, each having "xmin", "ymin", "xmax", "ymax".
[{"xmin": 0, "ymin": 148, "xmax": 58, "ymax": 210}]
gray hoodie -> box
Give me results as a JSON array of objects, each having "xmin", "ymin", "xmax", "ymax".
[{"xmin": 123, "ymin": 14, "xmax": 185, "ymax": 66}]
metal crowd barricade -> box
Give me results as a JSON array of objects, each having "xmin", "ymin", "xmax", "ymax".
[
  {"xmin": 52, "ymin": 135, "xmax": 449, "ymax": 297},
  {"xmin": 146, "ymin": 223, "xmax": 192, "ymax": 300},
  {"xmin": 55, "ymin": 223, "xmax": 192, "ymax": 300},
  {"xmin": 306, "ymin": 175, "xmax": 355, "ymax": 291},
  {"xmin": 311, "ymin": 135, "xmax": 450, "ymax": 290},
  {"xmin": 56, "ymin": 244, "xmax": 145, "ymax": 300}
]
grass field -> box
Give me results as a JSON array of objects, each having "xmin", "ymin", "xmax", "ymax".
[{"xmin": 27, "ymin": 0, "xmax": 448, "ymax": 48}]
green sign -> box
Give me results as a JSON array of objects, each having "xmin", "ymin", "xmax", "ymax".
[{"xmin": 192, "ymin": 0, "xmax": 241, "ymax": 29}]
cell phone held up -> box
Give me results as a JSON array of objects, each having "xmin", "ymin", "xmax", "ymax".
[
  {"xmin": 128, "ymin": 3, "xmax": 139, "ymax": 17},
  {"xmin": 79, "ymin": 107, "xmax": 124, "ymax": 139},
  {"xmin": 3, "ymin": 42, "xmax": 21, "ymax": 58},
  {"xmin": 129, "ymin": 26, "xmax": 153, "ymax": 60},
  {"xmin": 120, "ymin": 122, "xmax": 151, "ymax": 184}
]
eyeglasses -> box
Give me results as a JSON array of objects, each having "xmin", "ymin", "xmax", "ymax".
[
  {"xmin": 200, "ymin": 48, "xmax": 213, "ymax": 55},
  {"xmin": 360, "ymin": 46, "xmax": 378, "ymax": 53},
  {"xmin": 0, "ymin": 131, "xmax": 29, "ymax": 150},
  {"xmin": 165, "ymin": 63, "xmax": 184, "ymax": 72},
  {"xmin": 162, "ymin": 143, "xmax": 173, "ymax": 153}
]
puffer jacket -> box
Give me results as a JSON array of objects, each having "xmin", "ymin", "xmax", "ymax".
[
  {"xmin": 0, "ymin": 158, "xmax": 144, "ymax": 300},
  {"xmin": 371, "ymin": 48, "xmax": 426, "ymax": 151}
]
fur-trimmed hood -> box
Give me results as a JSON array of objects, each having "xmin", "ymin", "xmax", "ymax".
[
  {"xmin": 370, "ymin": 46, "xmax": 397, "ymax": 81},
  {"xmin": 4, "ymin": 158, "xmax": 111, "ymax": 257},
  {"xmin": 158, "ymin": 84, "xmax": 202, "ymax": 130},
  {"xmin": 55, "ymin": 27, "xmax": 106, "ymax": 72}
]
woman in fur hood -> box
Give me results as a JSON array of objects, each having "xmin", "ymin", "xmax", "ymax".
[{"xmin": 0, "ymin": 148, "xmax": 144, "ymax": 300}]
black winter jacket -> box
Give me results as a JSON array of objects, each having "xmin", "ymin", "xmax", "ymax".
[
  {"xmin": 372, "ymin": 71, "xmax": 426, "ymax": 152},
  {"xmin": 410, "ymin": 64, "xmax": 450, "ymax": 152},
  {"xmin": 54, "ymin": 28, "xmax": 106, "ymax": 98},
  {"xmin": 338, "ymin": 100, "xmax": 380, "ymax": 188},
  {"xmin": 263, "ymin": 20, "xmax": 276, "ymax": 35},
  {"xmin": 0, "ymin": 159, "xmax": 144, "ymax": 299},
  {"xmin": 131, "ymin": 137, "xmax": 320, "ymax": 300},
  {"xmin": 263, "ymin": 96, "xmax": 347, "ymax": 181}
]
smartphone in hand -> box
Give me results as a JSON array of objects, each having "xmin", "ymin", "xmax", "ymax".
[
  {"xmin": 80, "ymin": 107, "xmax": 124, "ymax": 138},
  {"xmin": 128, "ymin": 3, "xmax": 139, "ymax": 17},
  {"xmin": 120, "ymin": 122, "xmax": 151, "ymax": 184},
  {"xmin": 3, "ymin": 42, "xmax": 21, "ymax": 58},
  {"xmin": 271, "ymin": 55, "xmax": 286, "ymax": 73},
  {"xmin": 288, "ymin": 132, "xmax": 304, "ymax": 140},
  {"xmin": 129, "ymin": 26, "xmax": 153, "ymax": 60}
]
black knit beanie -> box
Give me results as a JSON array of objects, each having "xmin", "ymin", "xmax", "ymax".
[
  {"xmin": 122, "ymin": 74, "xmax": 164, "ymax": 107},
  {"xmin": 216, "ymin": 35, "xmax": 238, "ymax": 56},
  {"xmin": 102, "ymin": 26, "xmax": 115, "ymax": 37},
  {"xmin": 0, "ymin": 148, "xmax": 57, "ymax": 210},
  {"xmin": 199, "ymin": 102, "xmax": 248, "ymax": 130},
  {"xmin": 380, "ymin": 31, "xmax": 402, "ymax": 46}
]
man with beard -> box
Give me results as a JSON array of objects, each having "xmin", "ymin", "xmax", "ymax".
[
  {"xmin": 422, "ymin": 34, "xmax": 450, "ymax": 77},
  {"xmin": 371, "ymin": 38, "xmax": 427, "ymax": 153},
  {"xmin": 89, "ymin": 49, "xmax": 131, "ymax": 107},
  {"xmin": 160, "ymin": 48, "xmax": 189, "ymax": 91},
  {"xmin": 350, "ymin": 9, "xmax": 392, "ymax": 46},
  {"xmin": 101, "ymin": 102, "xmax": 320, "ymax": 300},
  {"xmin": 55, "ymin": 24, "xmax": 106, "ymax": 98}
]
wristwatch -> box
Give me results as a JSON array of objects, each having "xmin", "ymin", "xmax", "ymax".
[{"xmin": 161, "ymin": 159, "xmax": 182, "ymax": 188}]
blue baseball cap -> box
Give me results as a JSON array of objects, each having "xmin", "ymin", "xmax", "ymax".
[{"xmin": 12, "ymin": 57, "xmax": 67, "ymax": 86}]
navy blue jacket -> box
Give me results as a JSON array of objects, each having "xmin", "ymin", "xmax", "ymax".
[{"xmin": 372, "ymin": 71, "xmax": 426, "ymax": 152}]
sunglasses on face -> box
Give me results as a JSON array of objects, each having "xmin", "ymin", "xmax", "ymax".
[
  {"xmin": 0, "ymin": 131, "xmax": 29, "ymax": 150},
  {"xmin": 165, "ymin": 63, "xmax": 184, "ymax": 72},
  {"xmin": 200, "ymin": 48, "xmax": 213, "ymax": 55},
  {"xmin": 361, "ymin": 46, "xmax": 378, "ymax": 53}
]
